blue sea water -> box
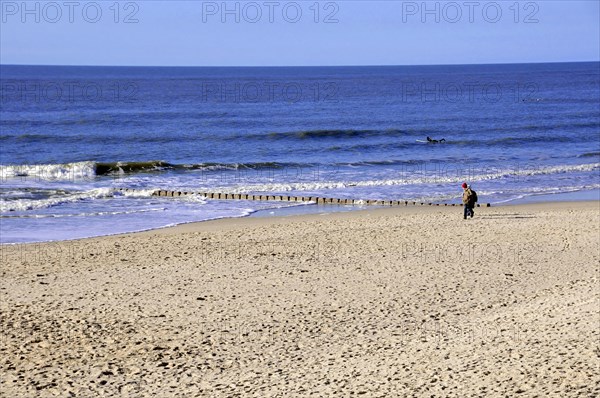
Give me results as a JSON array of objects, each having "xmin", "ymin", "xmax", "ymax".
[{"xmin": 1, "ymin": 63, "xmax": 599, "ymax": 243}]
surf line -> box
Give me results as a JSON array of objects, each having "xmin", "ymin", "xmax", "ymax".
[{"xmin": 117, "ymin": 188, "xmax": 491, "ymax": 207}]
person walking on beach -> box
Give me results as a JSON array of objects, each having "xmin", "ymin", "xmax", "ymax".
[{"xmin": 461, "ymin": 182, "xmax": 476, "ymax": 219}]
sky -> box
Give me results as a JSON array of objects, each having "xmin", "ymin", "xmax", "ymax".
[{"xmin": 0, "ymin": 0, "xmax": 599, "ymax": 66}]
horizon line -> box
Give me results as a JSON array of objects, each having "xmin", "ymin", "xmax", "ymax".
[{"xmin": 1, "ymin": 60, "xmax": 599, "ymax": 68}]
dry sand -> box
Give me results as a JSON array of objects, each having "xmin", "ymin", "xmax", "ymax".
[{"xmin": 1, "ymin": 201, "xmax": 599, "ymax": 397}]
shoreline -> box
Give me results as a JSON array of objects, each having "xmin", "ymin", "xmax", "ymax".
[
  {"xmin": 2, "ymin": 199, "xmax": 599, "ymax": 245},
  {"xmin": 2, "ymin": 183, "xmax": 598, "ymax": 245}
]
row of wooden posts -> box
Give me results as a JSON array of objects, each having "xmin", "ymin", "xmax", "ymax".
[{"xmin": 118, "ymin": 188, "xmax": 491, "ymax": 207}]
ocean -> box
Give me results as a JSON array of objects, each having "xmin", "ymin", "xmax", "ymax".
[{"xmin": 1, "ymin": 62, "xmax": 599, "ymax": 243}]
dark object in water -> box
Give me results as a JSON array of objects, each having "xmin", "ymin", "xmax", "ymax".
[{"xmin": 427, "ymin": 136, "xmax": 446, "ymax": 143}]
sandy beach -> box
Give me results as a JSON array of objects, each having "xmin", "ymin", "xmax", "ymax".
[{"xmin": 1, "ymin": 201, "xmax": 598, "ymax": 397}]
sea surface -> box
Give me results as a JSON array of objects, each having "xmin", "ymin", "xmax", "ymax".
[{"xmin": 1, "ymin": 63, "xmax": 599, "ymax": 243}]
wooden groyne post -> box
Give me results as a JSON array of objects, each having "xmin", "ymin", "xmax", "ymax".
[{"xmin": 117, "ymin": 188, "xmax": 491, "ymax": 207}]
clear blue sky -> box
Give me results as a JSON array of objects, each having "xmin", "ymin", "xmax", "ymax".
[{"xmin": 1, "ymin": 1, "xmax": 598, "ymax": 66}]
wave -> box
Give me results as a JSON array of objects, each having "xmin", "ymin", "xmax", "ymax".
[
  {"xmin": 0, "ymin": 186, "xmax": 207, "ymax": 213},
  {"xmin": 0, "ymin": 161, "xmax": 97, "ymax": 180},
  {"xmin": 579, "ymin": 151, "xmax": 600, "ymax": 158},
  {"xmin": 442, "ymin": 134, "xmax": 578, "ymax": 147},
  {"xmin": 252, "ymin": 129, "xmax": 411, "ymax": 141},
  {"xmin": 117, "ymin": 188, "xmax": 161, "ymax": 198},
  {"xmin": 488, "ymin": 121, "xmax": 599, "ymax": 133},
  {"xmin": 0, "ymin": 158, "xmax": 476, "ymax": 180},
  {"xmin": 488, "ymin": 184, "xmax": 600, "ymax": 204},
  {"xmin": 0, "ymin": 187, "xmax": 115, "ymax": 212},
  {"xmin": 234, "ymin": 122, "xmax": 599, "ymax": 142},
  {"xmin": 95, "ymin": 161, "xmax": 173, "ymax": 175},
  {"xmin": 0, "ymin": 132, "xmax": 190, "ymax": 145},
  {"xmin": 210, "ymin": 163, "xmax": 600, "ymax": 193},
  {"xmin": 0, "ymin": 207, "xmax": 167, "ymax": 219},
  {"xmin": 0, "ymin": 160, "xmax": 304, "ymax": 180},
  {"xmin": 323, "ymin": 133, "xmax": 581, "ymax": 153},
  {"xmin": 2, "ymin": 120, "xmax": 596, "ymax": 148},
  {"xmin": 3, "ymin": 158, "xmax": 599, "ymax": 182}
]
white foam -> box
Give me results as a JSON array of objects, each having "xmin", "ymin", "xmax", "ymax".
[
  {"xmin": 1, "ymin": 207, "xmax": 167, "ymax": 219},
  {"xmin": 488, "ymin": 184, "xmax": 600, "ymax": 204},
  {"xmin": 117, "ymin": 188, "xmax": 157, "ymax": 198},
  {"xmin": 180, "ymin": 194, "xmax": 208, "ymax": 204},
  {"xmin": 210, "ymin": 163, "xmax": 600, "ymax": 193},
  {"xmin": 0, "ymin": 161, "xmax": 96, "ymax": 181},
  {"xmin": 0, "ymin": 187, "xmax": 113, "ymax": 212}
]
